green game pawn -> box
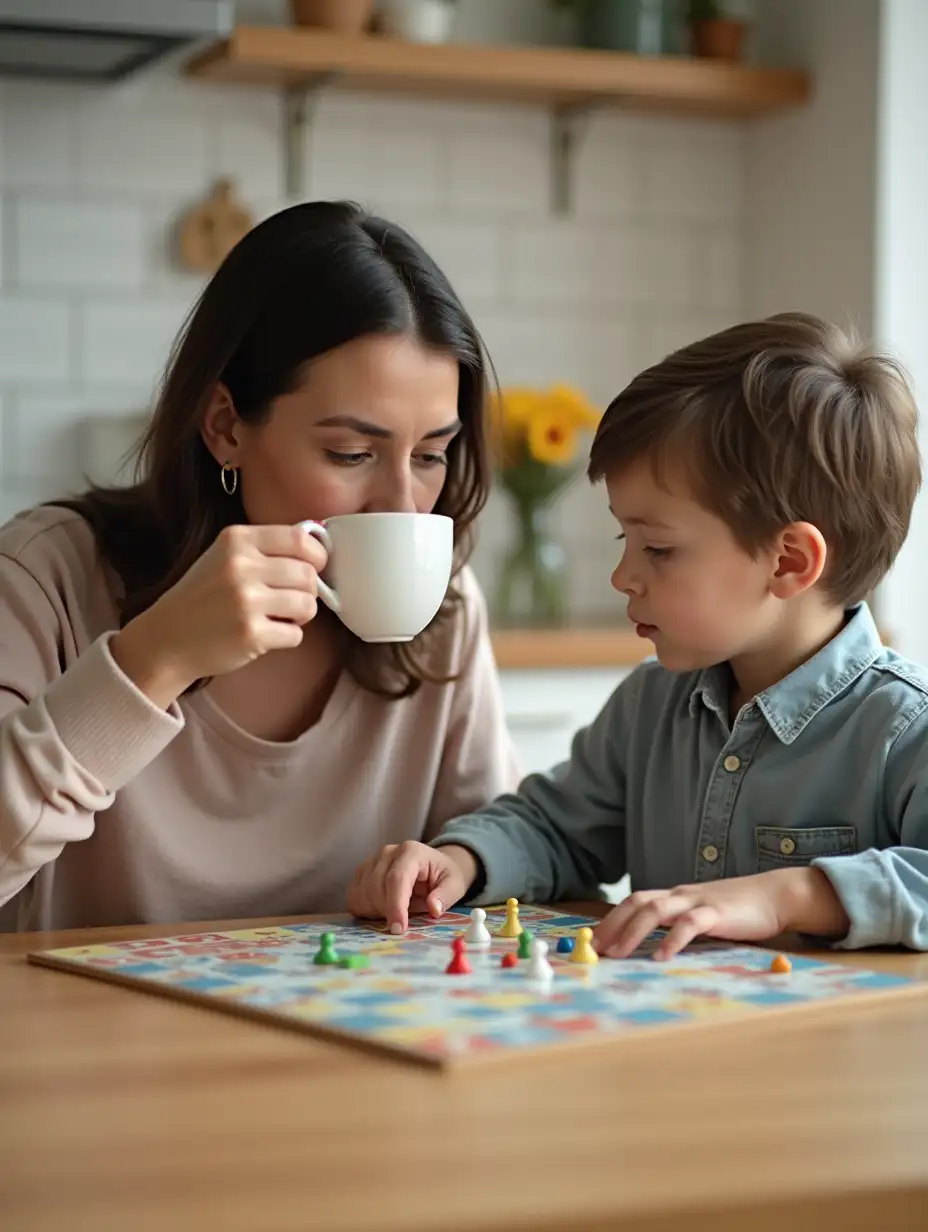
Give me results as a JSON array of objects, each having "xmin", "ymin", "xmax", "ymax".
[
  {"xmin": 338, "ymin": 954, "xmax": 370, "ymax": 970},
  {"xmin": 517, "ymin": 929, "xmax": 533, "ymax": 960},
  {"xmin": 313, "ymin": 932, "xmax": 339, "ymax": 965}
]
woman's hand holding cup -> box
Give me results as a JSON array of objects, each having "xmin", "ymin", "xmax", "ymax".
[{"xmin": 111, "ymin": 524, "xmax": 328, "ymax": 707}]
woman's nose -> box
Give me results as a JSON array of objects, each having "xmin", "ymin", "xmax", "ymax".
[{"xmin": 364, "ymin": 473, "xmax": 416, "ymax": 514}]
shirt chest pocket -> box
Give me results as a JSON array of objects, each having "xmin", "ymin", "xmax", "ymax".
[{"xmin": 755, "ymin": 825, "xmax": 857, "ymax": 873}]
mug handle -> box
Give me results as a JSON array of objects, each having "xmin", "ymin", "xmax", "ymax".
[{"xmin": 300, "ymin": 520, "xmax": 340, "ymax": 613}]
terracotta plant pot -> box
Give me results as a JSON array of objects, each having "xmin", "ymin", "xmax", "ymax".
[
  {"xmin": 691, "ymin": 17, "xmax": 746, "ymax": 61},
  {"xmin": 290, "ymin": 0, "xmax": 374, "ymax": 34}
]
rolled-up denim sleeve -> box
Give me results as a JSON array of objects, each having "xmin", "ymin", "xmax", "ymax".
[
  {"xmin": 813, "ymin": 704, "xmax": 928, "ymax": 950},
  {"xmin": 431, "ymin": 670, "xmax": 636, "ymax": 905}
]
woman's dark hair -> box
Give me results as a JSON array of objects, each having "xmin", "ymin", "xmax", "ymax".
[{"xmin": 54, "ymin": 201, "xmax": 492, "ymax": 698}]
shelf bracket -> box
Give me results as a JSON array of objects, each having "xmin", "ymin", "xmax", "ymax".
[
  {"xmin": 283, "ymin": 73, "xmax": 338, "ymax": 200},
  {"xmin": 549, "ymin": 104, "xmax": 592, "ymax": 216}
]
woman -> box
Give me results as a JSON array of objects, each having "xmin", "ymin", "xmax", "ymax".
[{"xmin": 0, "ymin": 201, "xmax": 519, "ymax": 932}]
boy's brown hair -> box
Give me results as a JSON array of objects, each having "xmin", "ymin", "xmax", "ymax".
[{"xmin": 587, "ymin": 312, "xmax": 921, "ymax": 605}]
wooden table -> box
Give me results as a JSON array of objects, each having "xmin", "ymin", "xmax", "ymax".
[{"xmin": 3, "ymin": 906, "xmax": 928, "ymax": 1232}]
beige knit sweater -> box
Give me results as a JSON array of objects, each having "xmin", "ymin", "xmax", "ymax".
[{"xmin": 0, "ymin": 507, "xmax": 519, "ymax": 932}]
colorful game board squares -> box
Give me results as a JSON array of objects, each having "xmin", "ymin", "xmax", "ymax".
[
  {"xmin": 30, "ymin": 905, "xmax": 919, "ymax": 1069},
  {"xmin": 736, "ymin": 990, "xmax": 809, "ymax": 1006},
  {"xmin": 48, "ymin": 944, "xmax": 125, "ymax": 960},
  {"xmin": 330, "ymin": 990, "xmax": 415, "ymax": 1008},
  {"xmin": 99, "ymin": 961, "xmax": 174, "ymax": 977},
  {"xmin": 213, "ymin": 962, "xmax": 286, "ymax": 978},
  {"xmin": 469, "ymin": 1023, "xmax": 569, "ymax": 1048},
  {"xmin": 614, "ymin": 1008, "xmax": 685, "ymax": 1025},
  {"xmin": 173, "ymin": 975, "xmax": 243, "ymax": 993},
  {"xmin": 666, "ymin": 995, "xmax": 752, "ymax": 1017},
  {"xmin": 531, "ymin": 1013, "xmax": 600, "ymax": 1034},
  {"xmin": 319, "ymin": 1010, "xmax": 408, "ymax": 1033}
]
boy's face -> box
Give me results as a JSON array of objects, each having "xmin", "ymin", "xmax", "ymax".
[{"xmin": 605, "ymin": 460, "xmax": 781, "ymax": 672}]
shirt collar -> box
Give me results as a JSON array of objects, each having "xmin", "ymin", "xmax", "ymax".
[{"xmin": 688, "ymin": 603, "xmax": 883, "ymax": 744}]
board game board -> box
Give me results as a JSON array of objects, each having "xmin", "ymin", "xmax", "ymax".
[{"xmin": 28, "ymin": 904, "xmax": 923, "ymax": 1069}]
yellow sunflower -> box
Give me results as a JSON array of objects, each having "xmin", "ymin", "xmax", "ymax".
[
  {"xmin": 527, "ymin": 410, "xmax": 578, "ymax": 466},
  {"xmin": 548, "ymin": 384, "xmax": 601, "ymax": 431}
]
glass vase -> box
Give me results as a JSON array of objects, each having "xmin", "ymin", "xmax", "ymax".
[{"xmin": 494, "ymin": 499, "xmax": 569, "ymax": 629}]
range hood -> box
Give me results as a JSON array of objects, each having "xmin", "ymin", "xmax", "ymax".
[{"xmin": 0, "ymin": 0, "xmax": 233, "ymax": 82}]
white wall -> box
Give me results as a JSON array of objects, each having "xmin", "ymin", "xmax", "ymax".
[
  {"xmin": 745, "ymin": 0, "xmax": 879, "ymax": 334},
  {"xmin": 744, "ymin": 0, "xmax": 928, "ymax": 658},
  {"xmin": 874, "ymin": 0, "xmax": 928, "ymax": 660},
  {"xmin": 0, "ymin": 0, "xmax": 746, "ymax": 623}
]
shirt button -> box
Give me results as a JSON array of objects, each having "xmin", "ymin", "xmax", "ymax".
[
  {"xmin": 723, "ymin": 755, "xmax": 741, "ymax": 772},
  {"xmin": 780, "ymin": 837, "xmax": 796, "ymax": 856},
  {"xmin": 702, "ymin": 844, "xmax": 719, "ymax": 863}
]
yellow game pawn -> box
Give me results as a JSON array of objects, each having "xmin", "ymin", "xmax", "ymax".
[
  {"xmin": 569, "ymin": 927, "xmax": 599, "ymax": 965},
  {"xmin": 498, "ymin": 897, "xmax": 523, "ymax": 938}
]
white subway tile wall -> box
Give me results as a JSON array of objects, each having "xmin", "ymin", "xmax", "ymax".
[{"xmin": 0, "ymin": 69, "xmax": 745, "ymax": 620}]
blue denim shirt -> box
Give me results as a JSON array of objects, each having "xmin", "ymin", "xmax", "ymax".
[{"xmin": 434, "ymin": 604, "xmax": 928, "ymax": 949}]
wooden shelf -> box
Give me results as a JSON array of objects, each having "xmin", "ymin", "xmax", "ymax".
[
  {"xmin": 490, "ymin": 624, "xmax": 895, "ymax": 671},
  {"xmin": 186, "ymin": 26, "xmax": 810, "ymax": 117}
]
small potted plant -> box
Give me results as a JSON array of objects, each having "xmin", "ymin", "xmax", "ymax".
[
  {"xmin": 291, "ymin": 0, "xmax": 374, "ymax": 34},
  {"xmin": 378, "ymin": 0, "xmax": 456, "ymax": 44},
  {"xmin": 686, "ymin": 0, "xmax": 747, "ymax": 61},
  {"xmin": 551, "ymin": 1, "xmax": 682, "ymax": 56}
]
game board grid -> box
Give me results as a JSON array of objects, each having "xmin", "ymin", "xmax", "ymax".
[{"xmin": 28, "ymin": 906, "xmax": 922, "ymax": 1069}]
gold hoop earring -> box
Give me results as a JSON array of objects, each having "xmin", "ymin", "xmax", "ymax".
[{"xmin": 220, "ymin": 461, "xmax": 238, "ymax": 496}]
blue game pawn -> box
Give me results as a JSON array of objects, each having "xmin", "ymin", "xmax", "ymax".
[{"xmin": 556, "ymin": 936, "xmax": 574, "ymax": 955}]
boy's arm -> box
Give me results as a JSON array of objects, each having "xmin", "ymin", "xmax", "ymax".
[
  {"xmin": 812, "ymin": 707, "xmax": 928, "ymax": 950},
  {"xmin": 431, "ymin": 672, "xmax": 635, "ymax": 906}
]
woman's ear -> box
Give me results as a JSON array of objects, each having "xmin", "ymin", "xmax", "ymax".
[
  {"xmin": 769, "ymin": 521, "xmax": 827, "ymax": 600},
  {"xmin": 200, "ymin": 383, "xmax": 242, "ymax": 465}
]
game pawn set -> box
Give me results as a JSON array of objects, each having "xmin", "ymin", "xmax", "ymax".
[{"xmin": 28, "ymin": 899, "xmax": 924, "ymax": 1070}]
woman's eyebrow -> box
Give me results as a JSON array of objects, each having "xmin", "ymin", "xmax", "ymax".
[{"xmin": 314, "ymin": 415, "xmax": 461, "ymax": 440}]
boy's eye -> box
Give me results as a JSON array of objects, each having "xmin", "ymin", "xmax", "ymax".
[
  {"xmin": 325, "ymin": 451, "xmax": 370, "ymax": 466},
  {"xmin": 644, "ymin": 546, "xmax": 674, "ymax": 559}
]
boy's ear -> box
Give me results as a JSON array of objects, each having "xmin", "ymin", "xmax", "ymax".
[
  {"xmin": 769, "ymin": 522, "xmax": 827, "ymax": 599},
  {"xmin": 200, "ymin": 383, "xmax": 242, "ymax": 466}
]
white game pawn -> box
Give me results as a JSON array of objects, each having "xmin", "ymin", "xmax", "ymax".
[
  {"xmin": 463, "ymin": 907, "xmax": 492, "ymax": 949},
  {"xmin": 526, "ymin": 937, "xmax": 554, "ymax": 984}
]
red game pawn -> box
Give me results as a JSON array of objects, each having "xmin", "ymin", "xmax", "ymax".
[
  {"xmin": 446, "ymin": 937, "xmax": 472, "ymax": 975},
  {"xmin": 500, "ymin": 952, "xmax": 519, "ymax": 970}
]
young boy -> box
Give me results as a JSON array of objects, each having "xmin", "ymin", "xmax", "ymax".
[{"xmin": 348, "ymin": 313, "xmax": 928, "ymax": 956}]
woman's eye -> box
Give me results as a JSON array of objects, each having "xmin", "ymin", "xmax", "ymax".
[
  {"xmin": 325, "ymin": 451, "xmax": 370, "ymax": 467},
  {"xmin": 415, "ymin": 453, "xmax": 448, "ymax": 468}
]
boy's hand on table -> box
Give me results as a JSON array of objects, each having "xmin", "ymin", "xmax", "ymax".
[
  {"xmin": 593, "ymin": 867, "xmax": 850, "ymax": 960},
  {"xmin": 347, "ymin": 842, "xmax": 479, "ymax": 935}
]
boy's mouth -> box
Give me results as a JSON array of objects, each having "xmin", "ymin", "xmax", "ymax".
[{"xmin": 633, "ymin": 621, "xmax": 658, "ymax": 639}]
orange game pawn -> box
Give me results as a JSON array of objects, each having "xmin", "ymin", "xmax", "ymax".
[
  {"xmin": 446, "ymin": 938, "xmax": 472, "ymax": 975},
  {"xmin": 769, "ymin": 953, "xmax": 792, "ymax": 974}
]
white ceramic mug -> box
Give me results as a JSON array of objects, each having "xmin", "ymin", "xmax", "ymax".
[{"xmin": 301, "ymin": 512, "xmax": 454, "ymax": 643}]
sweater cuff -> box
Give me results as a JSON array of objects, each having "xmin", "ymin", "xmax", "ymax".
[
  {"xmin": 431, "ymin": 823, "xmax": 526, "ymax": 907},
  {"xmin": 812, "ymin": 850, "xmax": 894, "ymax": 949},
  {"xmin": 43, "ymin": 633, "xmax": 184, "ymax": 791}
]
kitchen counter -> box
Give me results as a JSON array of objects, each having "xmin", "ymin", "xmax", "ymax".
[{"xmin": 490, "ymin": 626, "xmax": 650, "ymax": 670}]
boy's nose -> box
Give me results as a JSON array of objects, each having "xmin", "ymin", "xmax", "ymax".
[{"xmin": 611, "ymin": 559, "xmax": 642, "ymax": 597}]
